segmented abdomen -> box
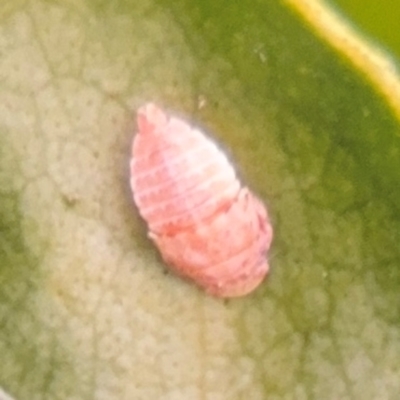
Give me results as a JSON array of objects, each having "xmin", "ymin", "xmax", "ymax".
[
  {"xmin": 129, "ymin": 103, "xmax": 273, "ymax": 298},
  {"xmin": 130, "ymin": 105, "xmax": 240, "ymax": 234}
]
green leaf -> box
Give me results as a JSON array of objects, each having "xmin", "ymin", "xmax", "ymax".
[{"xmin": 1, "ymin": 0, "xmax": 400, "ymax": 398}]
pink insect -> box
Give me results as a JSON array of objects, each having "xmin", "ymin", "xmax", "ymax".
[{"xmin": 130, "ymin": 103, "xmax": 273, "ymax": 298}]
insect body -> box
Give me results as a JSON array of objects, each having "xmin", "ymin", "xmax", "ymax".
[{"xmin": 130, "ymin": 103, "xmax": 273, "ymax": 297}]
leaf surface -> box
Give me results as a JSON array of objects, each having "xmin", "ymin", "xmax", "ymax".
[{"xmin": 0, "ymin": 0, "xmax": 400, "ymax": 399}]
